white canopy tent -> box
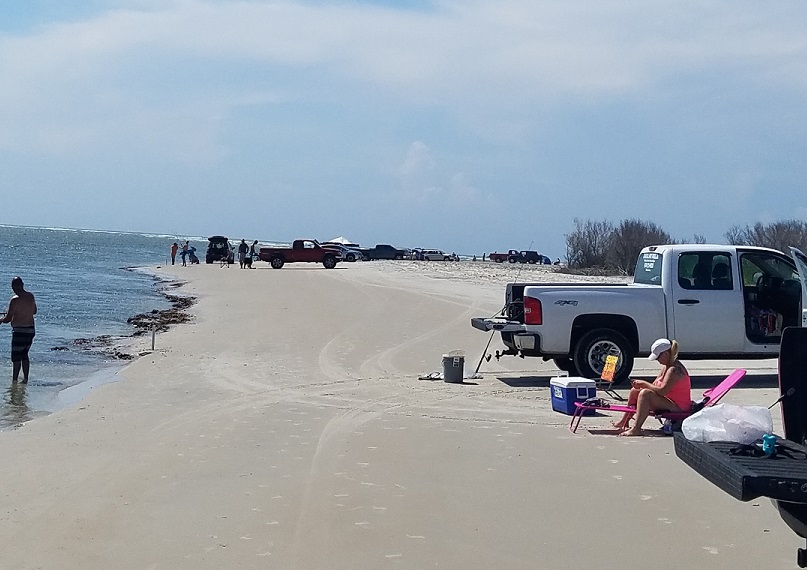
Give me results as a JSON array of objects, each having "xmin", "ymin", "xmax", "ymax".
[{"xmin": 328, "ymin": 236, "xmax": 356, "ymax": 245}]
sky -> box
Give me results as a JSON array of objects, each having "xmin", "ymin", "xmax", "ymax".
[{"xmin": 1, "ymin": 0, "xmax": 806, "ymax": 257}]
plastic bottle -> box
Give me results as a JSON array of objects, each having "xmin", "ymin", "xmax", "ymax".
[{"xmin": 762, "ymin": 433, "xmax": 777, "ymax": 457}]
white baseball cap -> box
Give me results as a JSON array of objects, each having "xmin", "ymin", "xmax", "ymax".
[{"xmin": 649, "ymin": 338, "xmax": 672, "ymax": 361}]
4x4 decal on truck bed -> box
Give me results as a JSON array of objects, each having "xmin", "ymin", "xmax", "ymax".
[{"xmin": 555, "ymin": 300, "xmax": 579, "ymax": 306}]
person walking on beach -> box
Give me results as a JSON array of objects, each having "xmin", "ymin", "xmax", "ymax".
[
  {"xmin": 248, "ymin": 240, "xmax": 258, "ymax": 269},
  {"xmin": 238, "ymin": 239, "xmax": 248, "ymax": 269},
  {"xmin": 0, "ymin": 277, "xmax": 37, "ymax": 383},
  {"xmin": 170, "ymin": 242, "xmax": 179, "ymax": 265},
  {"xmin": 181, "ymin": 241, "xmax": 189, "ymax": 267}
]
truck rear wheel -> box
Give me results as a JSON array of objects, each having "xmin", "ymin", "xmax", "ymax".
[
  {"xmin": 270, "ymin": 256, "xmax": 284, "ymax": 269},
  {"xmin": 508, "ymin": 257, "xmax": 517, "ymax": 263},
  {"xmin": 322, "ymin": 255, "xmax": 337, "ymax": 269},
  {"xmin": 572, "ymin": 328, "xmax": 634, "ymax": 385}
]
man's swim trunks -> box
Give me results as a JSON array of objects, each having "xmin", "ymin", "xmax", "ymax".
[{"xmin": 11, "ymin": 326, "xmax": 35, "ymax": 363}]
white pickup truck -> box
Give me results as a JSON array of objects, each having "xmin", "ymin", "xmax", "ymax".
[{"xmin": 472, "ymin": 244, "xmax": 807, "ymax": 384}]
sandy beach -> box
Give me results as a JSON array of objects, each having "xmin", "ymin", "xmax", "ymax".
[{"xmin": 0, "ymin": 260, "xmax": 797, "ymax": 569}]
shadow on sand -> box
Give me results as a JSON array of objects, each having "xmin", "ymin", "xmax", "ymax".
[{"xmin": 496, "ymin": 372, "xmax": 779, "ymax": 391}]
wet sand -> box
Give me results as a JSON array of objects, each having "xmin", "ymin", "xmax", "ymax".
[{"xmin": 0, "ymin": 260, "xmax": 795, "ymax": 569}]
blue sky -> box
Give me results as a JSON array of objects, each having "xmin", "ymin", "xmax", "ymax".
[{"xmin": 1, "ymin": 1, "xmax": 805, "ymax": 256}]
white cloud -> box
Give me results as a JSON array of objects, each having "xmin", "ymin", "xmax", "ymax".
[
  {"xmin": 399, "ymin": 141, "xmax": 435, "ymax": 177},
  {"xmin": 447, "ymin": 172, "xmax": 478, "ymax": 203},
  {"xmin": 396, "ymin": 142, "xmax": 493, "ymax": 207},
  {"xmin": 3, "ymin": 1, "xmax": 806, "ymax": 126}
]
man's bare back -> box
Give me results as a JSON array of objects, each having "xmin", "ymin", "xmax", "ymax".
[{"xmin": 4, "ymin": 290, "xmax": 37, "ymax": 327}]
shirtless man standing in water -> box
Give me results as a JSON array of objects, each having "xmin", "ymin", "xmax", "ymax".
[{"xmin": 0, "ymin": 277, "xmax": 37, "ymax": 383}]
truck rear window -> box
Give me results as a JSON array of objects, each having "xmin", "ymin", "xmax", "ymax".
[{"xmin": 635, "ymin": 252, "xmax": 663, "ymax": 284}]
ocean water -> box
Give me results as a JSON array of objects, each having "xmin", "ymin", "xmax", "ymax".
[{"xmin": 0, "ymin": 225, "xmax": 192, "ymax": 428}]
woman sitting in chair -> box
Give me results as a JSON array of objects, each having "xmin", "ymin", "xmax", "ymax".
[{"xmin": 615, "ymin": 338, "xmax": 691, "ymax": 436}]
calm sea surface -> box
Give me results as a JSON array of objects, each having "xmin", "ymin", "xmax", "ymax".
[{"xmin": 0, "ymin": 225, "xmax": 196, "ymax": 428}]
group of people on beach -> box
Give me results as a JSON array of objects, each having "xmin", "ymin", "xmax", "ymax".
[
  {"xmin": 237, "ymin": 239, "xmax": 259, "ymax": 269},
  {"xmin": 169, "ymin": 239, "xmax": 258, "ymax": 268},
  {"xmin": 170, "ymin": 241, "xmax": 199, "ymax": 267}
]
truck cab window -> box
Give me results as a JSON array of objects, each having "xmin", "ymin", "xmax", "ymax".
[
  {"xmin": 678, "ymin": 253, "xmax": 732, "ymax": 290},
  {"xmin": 634, "ymin": 252, "xmax": 663, "ymax": 284},
  {"xmin": 741, "ymin": 253, "xmax": 800, "ymax": 342}
]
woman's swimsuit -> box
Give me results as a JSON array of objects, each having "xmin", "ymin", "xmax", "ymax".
[{"xmin": 653, "ymin": 368, "xmax": 692, "ymax": 411}]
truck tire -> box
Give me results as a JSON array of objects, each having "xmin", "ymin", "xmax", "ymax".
[
  {"xmin": 509, "ymin": 256, "xmax": 517, "ymax": 263},
  {"xmin": 322, "ymin": 254, "xmax": 337, "ymax": 269},
  {"xmin": 345, "ymin": 252, "xmax": 357, "ymax": 262},
  {"xmin": 553, "ymin": 358, "xmax": 579, "ymax": 376},
  {"xmin": 495, "ymin": 258, "xmax": 503, "ymax": 263},
  {"xmin": 572, "ymin": 328, "xmax": 634, "ymax": 385},
  {"xmin": 270, "ymin": 256, "xmax": 284, "ymax": 269}
]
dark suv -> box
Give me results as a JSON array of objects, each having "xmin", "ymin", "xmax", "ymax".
[
  {"xmin": 206, "ymin": 236, "xmax": 235, "ymax": 264},
  {"xmin": 509, "ymin": 250, "xmax": 546, "ymax": 264}
]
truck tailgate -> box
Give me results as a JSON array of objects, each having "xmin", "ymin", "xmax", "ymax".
[{"xmin": 470, "ymin": 317, "xmax": 526, "ymax": 333}]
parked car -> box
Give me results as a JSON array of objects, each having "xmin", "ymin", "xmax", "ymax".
[
  {"xmin": 510, "ymin": 250, "xmax": 544, "ymax": 264},
  {"xmin": 206, "ymin": 236, "xmax": 235, "ymax": 264},
  {"xmin": 489, "ymin": 250, "xmax": 551, "ymax": 264},
  {"xmin": 421, "ymin": 249, "xmax": 453, "ymax": 261},
  {"xmin": 488, "ymin": 251, "xmax": 515, "ymax": 263},
  {"xmin": 471, "ymin": 244, "xmax": 807, "ymax": 384},
  {"xmin": 360, "ymin": 244, "xmax": 407, "ymax": 260},
  {"xmin": 258, "ymin": 239, "xmax": 341, "ymax": 269},
  {"xmin": 327, "ymin": 244, "xmax": 366, "ymax": 262}
]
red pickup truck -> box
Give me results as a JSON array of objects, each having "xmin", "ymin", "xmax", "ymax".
[
  {"xmin": 258, "ymin": 240, "xmax": 341, "ymax": 269},
  {"xmin": 489, "ymin": 250, "xmax": 518, "ymax": 263}
]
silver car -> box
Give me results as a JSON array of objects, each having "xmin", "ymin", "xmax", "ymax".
[
  {"xmin": 327, "ymin": 244, "xmax": 366, "ymax": 262},
  {"xmin": 422, "ymin": 249, "xmax": 454, "ymax": 261}
]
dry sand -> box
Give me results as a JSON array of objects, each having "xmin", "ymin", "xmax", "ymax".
[{"xmin": 0, "ymin": 260, "xmax": 796, "ymax": 569}]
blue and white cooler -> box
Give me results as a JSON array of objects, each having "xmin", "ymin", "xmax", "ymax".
[{"xmin": 550, "ymin": 377, "xmax": 597, "ymax": 415}]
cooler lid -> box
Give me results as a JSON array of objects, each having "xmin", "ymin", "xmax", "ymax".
[{"xmin": 550, "ymin": 377, "xmax": 596, "ymax": 388}]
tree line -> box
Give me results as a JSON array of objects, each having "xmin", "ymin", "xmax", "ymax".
[{"xmin": 565, "ymin": 218, "xmax": 807, "ymax": 275}]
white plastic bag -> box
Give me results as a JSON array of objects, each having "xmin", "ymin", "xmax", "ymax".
[{"xmin": 681, "ymin": 403, "xmax": 773, "ymax": 444}]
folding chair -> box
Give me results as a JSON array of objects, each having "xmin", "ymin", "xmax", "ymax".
[
  {"xmin": 569, "ymin": 368, "xmax": 747, "ymax": 433},
  {"xmin": 596, "ymin": 354, "xmax": 625, "ymax": 401}
]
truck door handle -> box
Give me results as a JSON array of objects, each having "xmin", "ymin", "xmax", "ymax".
[{"xmin": 677, "ymin": 299, "xmax": 700, "ymax": 305}]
